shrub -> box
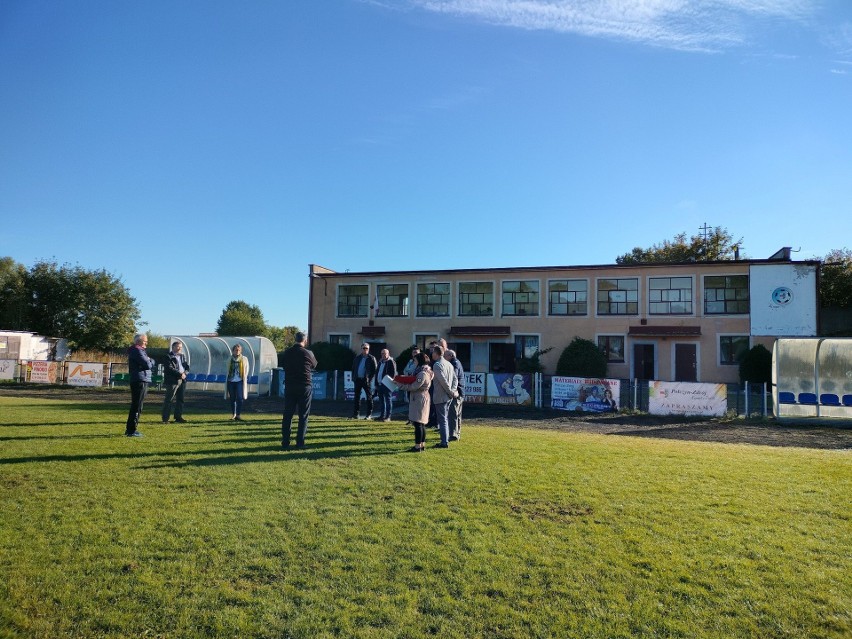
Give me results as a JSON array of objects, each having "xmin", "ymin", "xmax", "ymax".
[
  {"xmin": 515, "ymin": 347, "xmax": 553, "ymax": 374},
  {"xmin": 739, "ymin": 344, "xmax": 772, "ymax": 385},
  {"xmin": 556, "ymin": 337, "xmax": 607, "ymax": 378},
  {"xmin": 306, "ymin": 341, "xmax": 355, "ymax": 372}
]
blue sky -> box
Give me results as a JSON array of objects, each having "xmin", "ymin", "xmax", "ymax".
[{"xmin": 1, "ymin": 0, "xmax": 850, "ymax": 337}]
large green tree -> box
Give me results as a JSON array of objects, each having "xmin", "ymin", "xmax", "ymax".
[
  {"xmin": 0, "ymin": 257, "xmax": 28, "ymax": 330},
  {"xmin": 216, "ymin": 300, "xmax": 268, "ymax": 336},
  {"xmin": 615, "ymin": 227, "xmax": 742, "ymax": 264},
  {"xmin": 25, "ymin": 260, "xmax": 140, "ymax": 350},
  {"xmin": 819, "ymin": 248, "xmax": 852, "ymax": 308}
]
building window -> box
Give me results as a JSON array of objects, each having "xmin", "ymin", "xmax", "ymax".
[
  {"xmin": 548, "ymin": 279, "xmax": 587, "ymax": 315},
  {"xmin": 597, "ymin": 278, "xmax": 638, "ymax": 315},
  {"xmin": 720, "ymin": 335, "xmax": 749, "ymax": 365},
  {"xmin": 649, "ymin": 277, "xmax": 693, "ymax": 315},
  {"xmin": 417, "ymin": 283, "xmax": 450, "ymax": 317},
  {"xmin": 704, "ymin": 275, "xmax": 749, "ymax": 314},
  {"xmin": 502, "ymin": 280, "xmax": 539, "ymax": 316},
  {"xmin": 458, "ymin": 282, "xmax": 494, "ymax": 317},
  {"xmin": 329, "ymin": 334, "xmax": 351, "ymax": 349},
  {"xmin": 515, "ymin": 335, "xmax": 539, "ymax": 361},
  {"xmin": 338, "ymin": 285, "xmax": 368, "ymax": 317},
  {"xmin": 598, "ymin": 335, "xmax": 625, "ymax": 363},
  {"xmin": 376, "ymin": 284, "xmax": 408, "ymax": 318}
]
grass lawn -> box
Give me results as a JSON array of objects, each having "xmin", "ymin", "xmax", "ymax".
[{"xmin": 0, "ymin": 394, "xmax": 849, "ymax": 638}]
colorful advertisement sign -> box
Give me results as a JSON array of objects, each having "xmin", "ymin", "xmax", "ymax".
[
  {"xmin": 463, "ymin": 372, "xmax": 486, "ymax": 404},
  {"xmin": 279, "ymin": 372, "xmax": 329, "ymax": 400},
  {"xmin": 648, "ymin": 381, "xmax": 727, "ymax": 416},
  {"xmin": 67, "ymin": 362, "xmax": 104, "ymax": 387},
  {"xmin": 27, "ymin": 360, "xmax": 58, "ymax": 384},
  {"xmin": 0, "ymin": 359, "xmax": 16, "ymax": 380},
  {"xmin": 487, "ymin": 373, "xmax": 532, "ymax": 406},
  {"xmin": 551, "ymin": 377, "xmax": 620, "ymax": 412}
]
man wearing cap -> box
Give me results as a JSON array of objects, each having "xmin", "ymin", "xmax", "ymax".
[{"xmin": 351, "ymin": 343, "xmax": 377, "ymax": 419}]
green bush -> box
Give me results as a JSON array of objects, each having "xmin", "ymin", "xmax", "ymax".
[
  {"xmin": 396, "ymin": 345, "xmax": 417, "ymax": 374},
  {"xmin": 556, "ymin": 337, "xmax": 607, "ymax": 377},
  {"xmin": 306, "ymin": 341, "xmax": 355, "ymax": 372},
  {"xmin": 739, "ymin": 344, "xmax": 772, "ymax": 385}
]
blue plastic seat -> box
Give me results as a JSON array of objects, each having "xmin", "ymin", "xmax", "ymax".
[
  {"xmin": 215, "ymin": 374, "xmax": 227, "ymax": 383},
  {"xmin": 798, "ymin": 393, "xmax": 817, "ymax": 405},
  {"xmin": 248, "ymin": 375, "xmax": 259, "ymax": 385},
  {"xmin": 778, "ymin": 392, "xmax": 796, "ymax": 404},
  {"xmin": 843, "ymin": 395, "xmax": 852, "ymax": 407},
  {"xmin": 206, "ymin": 374, "xmax": 218, "ymax": 383},
  {"xmin": 820, "ymin": 393, "xmax": 840, "ymax": 406}
]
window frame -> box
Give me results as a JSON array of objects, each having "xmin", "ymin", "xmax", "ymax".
[
  {"xmin": 596, "ymin": 277, "xmax": 639, "ymax": 316},
  {"xmin": 719, "ymin": 334, "xmax": 750, "ymax": 365},
  {"xmin": 648, "ymin": 275, "xmax": 694, "ymax": 316},
  {"xmin": 547, "ymin": 278, "xmax": 588, "ymax": 316},
  {"xmin": 328, "ymin": 334, "xmax": 351, "ymax": 349},
  {"xmin": 458, "ymin": 280, "xmax": 495, "ymax": 318},
  {"xmin": 597, "ymin": 334, "xmax": 626, "ymax": 363},
  {"xmin": 416, "ymin": 282, "xmax": 451, "ymax": 318},
  {"xmin": 703, "ymin": 274, "xmax": 750, "ymax": 315},
  {"xmin": 375, "ymin": 283, "xmax": 409, "ymax": 318},
  {"xmin": 336, "ymin": 283, "xmax": 369, "ymax": 318},
  {"xmin": 501, "ymin": 279, "xmax": 540, "ymax": 317}
]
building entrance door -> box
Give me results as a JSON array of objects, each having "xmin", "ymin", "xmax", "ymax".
[
  {"xmin": 489, "ymin": 343, "xmax": 515, "ymax": 373},
  {"xmin": 674, "ymin": 343, "xmax": 698, "ymax": 382},
  {"xmin": 633, "ymin": 343, "xmax": 655, "ymax": 380}
]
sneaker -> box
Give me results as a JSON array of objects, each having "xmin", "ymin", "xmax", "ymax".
[
  {"xmin": 161, "ymin": 419, "xmax": 169, "ymax": 424},
  {"xmin": 281, "ymin": 442, "xmax": 290, "ymax": 450},
  {"xmin": 433, "ymin": 442, "xmax": 448, "ymax": 449},
  {"xmin": 383, "ymin": 418, "xmax": 391, "ymax": 422},
  {"xmin": 296, "ymin": 443, "xmax": 306, "ymax": 450},
  {"xmin": 449, "ymin": 436, "xmax": 459, "ymax": 442},
  {"xmin": 125, "ymin": 432, "xmax": 144, "ymax": 438},
  {"xmin": 234, "ymin": 416, "xmax": 244, "ymax": 421},
  {"xmin": 175, "ymin": 418, "xmax": 188, "ymax": 423}
]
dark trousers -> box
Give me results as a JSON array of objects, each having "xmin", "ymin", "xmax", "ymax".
[
  {"xmin": 227, "ymin": 381, "xmax": 243, "ymax": 417},
  {"xmin": 161, "ymin": 379, "xmax": 186, "ymax": 421},
  {"xmin": 282, "ymin": 386, "xmax": 312, "ymax": 447},
  {"xmin": 125, "ymin": 381, "xmax": 149, "ymax": 434},
  {"xmin": 412, "ymin": 421, "xmax": 426, "ymax": 445},
  {"xmin": 352, "ymin": 378, "xmax": 373, "ymax": 417},
  {"xmin": 376, "ymin": 385, "xmax": 393, "ymax": 418}
]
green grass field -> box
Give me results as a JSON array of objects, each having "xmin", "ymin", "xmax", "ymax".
[{"xmin": 1, "ymin": 394, "xmax": 849, "ymax": 638}]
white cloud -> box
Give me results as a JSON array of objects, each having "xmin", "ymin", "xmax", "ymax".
[{"xmin": 407, "ymin": 0, "xmax": 814, "ymax": 52}]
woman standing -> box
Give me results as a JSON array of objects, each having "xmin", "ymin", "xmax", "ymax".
[
  {"xmin": 394, "ymin": 352, "xmax": 433, "ymax": 452},
  {"xmin": 224, "ymin": 343, "xmax": 249, "ymax": 420}
]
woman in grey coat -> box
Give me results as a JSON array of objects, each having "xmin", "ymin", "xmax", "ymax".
[{"xmin": 394, "ymin": 352, "xmax": 434, "ymax": 452}]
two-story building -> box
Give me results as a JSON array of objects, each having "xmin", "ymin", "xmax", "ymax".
[{"xmin": 307, "ymin": 250, "xmax": 819, "ymax": 383}]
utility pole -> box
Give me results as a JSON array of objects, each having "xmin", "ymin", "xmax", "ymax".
[{"xmin": 698, "ymin": 223, "xmax": 711, "ymax": 259}]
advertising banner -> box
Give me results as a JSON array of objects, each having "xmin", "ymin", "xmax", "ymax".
[
  {"xmin": 749, "ymin": 263, "xmax": 818, "ymax": 336},
  {"xmin": 551, "ymin": 377, "xmax": 620, "ymax": 412},
  {"xmin": 67, "ymin": 362, "xmax": 104, "ymax": 387},
  {"xmin": 342, "ymin": 371, "xmax": 398, "ymax": 402},
  {"xmin": 463, "ymin": 372, "xmax": 486, "ymax": 404},
  {"xmin": 487, "ymin": 373, "xmax": 532, "ymax": 406},
  {"xmin": 0, "ymin": 359, "xmax": 16, "ymax": 381},
  {"xmin": 648, "ymin": 381, "xmax": 727, "ymax": 416},
  {"xmin": 279, "ymin": 372, "xmax": 329, "ymax": 400},
  {"xmin": 27, "ymin": 360, "xmax": 58, "ymax": 384}
]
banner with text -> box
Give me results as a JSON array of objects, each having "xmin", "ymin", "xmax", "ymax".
[
  {"xmin": 648, "ymin": 381, "xmax": 727, "ymax": 416},
  {"xmin": 67, "ymin": 362, "xmax": 104, "ymax": 387},
  {"xmin": 551, "ymin": 377, "xmax": 620, "ymax": 412},
  {"xmin": 27, "ymin": 360, "xmax": 58, "ymax": 384},
  {"xmin": 462, "ymin": 372, "xmax": 486, "ymax": 403},
  {"xmin": 487, "ymin": 373, "xmax": 533, "ymax": 406}
]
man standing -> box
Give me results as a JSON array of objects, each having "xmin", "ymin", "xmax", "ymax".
[
  {"xmin": 125, "ymin": 333, "xmax": 155, "ymax": 437},
  {"xmin": 430, "ymin": 345, "xmax": 458, "ymax": 448},
  {"xmin": 161, "ymin": 341, "xmax": 190, "ymax": 424},
  {"xmin": 375, "ymin": 348, "xmax": 398, "ymax": 421},
  {"xmin": 351, "ymin": 343, "xmax": 377, "ymax": 419},
  {"xmin": 444, "ymin": 349, "xmax": 464, "ymax": 441},
  {"xmin": 280, "ymin": 332, "xmax": 318, "ymax": 450}
]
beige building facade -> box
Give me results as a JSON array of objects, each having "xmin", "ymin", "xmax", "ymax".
[{"xmin": 307, "ymin": 256, "xmax": 819, "ymax": 384}]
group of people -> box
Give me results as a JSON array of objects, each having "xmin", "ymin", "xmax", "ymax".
[
  {"xmin": 124, "ymin": 335, "xmax": 255, "ymax": 437},
  {"xmin": 350, "ymin": 339, "xmax": 464, "ymax": 452},
  {"xmin": 123, "ymin": 332, "xmax": 465, "ymax": 454}
]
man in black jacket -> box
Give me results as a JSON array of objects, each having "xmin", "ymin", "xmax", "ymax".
[
  {"xmin": 280, "ymin": 332, "xmax": 318, "ymax": 450},
  {"xmin": 161, "ymin": 341, "xmax": 190, "ymax": 423},
  {"xmin": 351, "ymin": 343, "xmax": 377, "ymax": 419}
]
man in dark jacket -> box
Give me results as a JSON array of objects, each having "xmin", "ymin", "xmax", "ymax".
[
  {"xmin": 280, "ymin": 332, "xmax": 318, "ymax": 450},
  {"xmin": 445, "ymin": 349, "xmax": 465, "ymax": 441},
  {"xmin": 126, "ymin": 333, "xmax": 155, "ymax": 437},
  {"xmin": 351, "ymin": 343, "xmax": 377, "ymax": 419},
  {"xmin": 161, "ymin": 341, "xmax": 190, "ymax": 424}
]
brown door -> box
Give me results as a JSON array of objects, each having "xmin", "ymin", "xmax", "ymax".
[
  {"xmin": 633, "ymin": 344, "xmax": 655, "ymax": 380},
  {"xmin": 675, "ymin": 343, "xmax": 697, "ymax": 382},
  {"xmin": 489, "ymin": 343, "xmax": 516, "ymax": 373}
]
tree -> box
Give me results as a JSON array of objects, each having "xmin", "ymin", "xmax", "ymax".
[
  {"xmin": 739, "ymin": 345, "xmax": 772, "ymax": 385},
  {"xmin": 216, "ymin": 300, "xmax": 268, "ymax": 336},
  {"xmin": 25, "ymin": 260, "xmax": 140, "ymax": 350},
  {"xmin": 515, "ymin": 347, "xmax": 554, "ymax": 374},
  {"xmin": 265, "ymin": 325, "xmax": 301, "ymax": 351},
  {"xmin": 555, "ymin": 337, "xmax": 607, "ymax": 377},
  {"xmin": 819, "ymin": 248, "xmax": 852, "ymax": 308},
  {"xmin": 0, "ymin": 257, "xmax": 28, "ymax": 329},
  {"xmin": 616, "ymin": 227, "xmax": 742, "ymax": 264}
]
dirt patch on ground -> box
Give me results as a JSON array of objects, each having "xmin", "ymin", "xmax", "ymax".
[{"xmin": 2, "ymin": 385, "xmax": 850, "ymax": 451}]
